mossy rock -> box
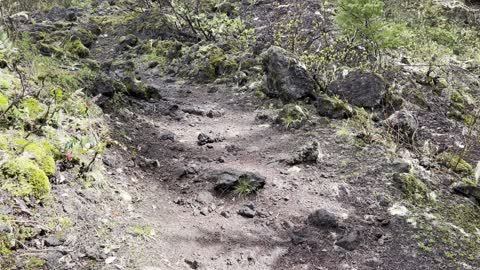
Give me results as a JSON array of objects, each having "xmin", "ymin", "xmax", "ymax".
[
  {"xmin": 1, "ymin": 157, "xmax": 51, "ymax": 200},
  {"xmin": 66, "ymin": 39, "xmax": 90, "ymax": 58},
  {"xmin": 276, "ymin": 104, "xmax": 310, "ymax": 129},
  {"xmin": 316, "ymin": 94, "xmax": 353, "ymax": 119},
  {"xmin": 71, "ymin": 28, "xmax": 97, "ymax": 48},
  {"xmin": 37, "ymin": 43, "xmax": 64, "ymax": 57},
  {"xmin": 437, "ymin": 153, "xmax": 473, "ymax": 175},
  {"xmin": 23, "ymin": 143, "xmax": 56, "ymax": 176},
  {"xmin": 394, "ymin": 173, "xmax": 428, "ymax": 202},
  {"xmin": 186, "ymin": 44, "xmax": 238, "ymax": 82}
]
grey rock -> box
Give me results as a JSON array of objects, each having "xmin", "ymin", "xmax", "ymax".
[
  {"xmin": 328, "ymin": 71, "xmax": 386, "ymax": 108},
  {"xmin": 196, "ymin": 191, "xmax": 214, "ymax": 205},
  {"xmin": 160, "ymin": 132, "xmax": 175, "ymax": 142},
  {"xmin": 45, "ymin": 235, "xmax": 65, "ymax": 247},
  {"xmin": 210, "ymin": 170, "xmax": 266, "ymax": 193},
  {"xmin": 307, "ymin": 209, "xmax": 339, "ymax": 229},
  {"xmin": 261, "ymin": 46, "xmax": 316, "ymax": 101},
  {"xmin": 383, "ymin": 110, "xmax": 418, "ymax": 137},
  {"xmin": 238, "ymin": 206, "xmax": 256, "ymax": 218},
  {"xmin": 289, "ymin": 141, "xmax": 319, "ymax": 165},
  {"xmin": 119, "ymin": 34, "xmax": 138, "ymax": 49},
  {"xmin": 336, "ymin": 229, "xmax": 361, "ymax": 251},
  {"xmin": 391, "ymin": 159, "xmax": 412, "ymax": 173}
]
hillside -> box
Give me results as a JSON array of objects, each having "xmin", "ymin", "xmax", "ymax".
[{"xmin": 0, "ymin": 0, "xmax": 479, "ymax": 269}]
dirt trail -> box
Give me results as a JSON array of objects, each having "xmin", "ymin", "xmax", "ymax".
[
  {"xmin": 102, "ymin": 78, "xmax": 353, "ymax": 269},
  {"xmin": 92, "ymin": 73, "xmax": 448, "ymax": 269}
]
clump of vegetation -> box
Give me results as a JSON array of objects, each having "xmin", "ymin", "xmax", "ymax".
[
  {"xmin": 437, "ymin": 153, "xmax": 474, "ymax": 175},
  {"xmin": 1, "ymin": 157, "xmax": 51, "ymax": 200},
  {"xmin": 234, "ymin": 176, "xmax": 255, "ymax": 196},
  {"xmin": 277, "ymin": 104, "xmax": 310, "ymax": 129},
  {"xmin": 66, "ymin": 39, "xmax": 90, "ymax": 58},
  {"xmin": 395, "ymin": 173, "xmax": 428, "ymax": 202}
]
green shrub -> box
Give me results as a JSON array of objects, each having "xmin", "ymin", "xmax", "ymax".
[{"xmin": 0, "ymin": 93, "xmax": 8, "ymax": 112}]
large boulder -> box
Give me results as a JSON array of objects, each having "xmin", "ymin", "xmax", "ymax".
[
  {"xmin": 328, "ymin": 71, "xmax": 386, "ymax": 108},
  {"xmin": 261, "ymin": 46, "xmax": 316, "ymax": 101}
]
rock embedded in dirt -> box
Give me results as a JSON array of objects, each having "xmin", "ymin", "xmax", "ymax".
[
  {"xmin": 261, "ymin": 46, "xmax": 316, "ymax": 101},
  {"xmin": 159, "ymin": 132, "xmax": 175, "ymax": 142},
  {"xmin": 44, "ymin": 235, "xmax": 66, "ymax": 247},
  {"xmin": 307, "ymin": 209, "xmax": 339, "ymax": 229},
  {"xmin": 336, "ymin": 229, "xmax": 361, "ymax": 251},
  {"xmin": 383, "ymin": 110, "xmax": 418, "ymax": 138},
  {"xmin": 210, "ymin": 170, "xmax": 266, "ymax": 193},
  {"xmin": 289, "ymin": 141, "xmax": 320, "ymax": 165},
  {"xmin": 197, "ymin": 133, "xmax": 224, "ymax": 146},
  {"xmin": 196, "ymin": 191, "xmax": 214, "ymax": 205},
  {"xmin": 119, "ymin": 34, "xmax": 138, "ymax": 50},
  {"xmin": 328, "ymin": 71, "xmax": 386, "ymax": 108},
  {"xmin": 238, "ymin": 204, "xmax": 256, "ymax": 218},
  {"xmin": 185, "ymin": 259, "xmax": 200, "ymax": 269}
]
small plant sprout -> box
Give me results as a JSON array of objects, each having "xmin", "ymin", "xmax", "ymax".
[{"xmin": 234, "ymin": 176, "xmax": 255, "ymax": 196}]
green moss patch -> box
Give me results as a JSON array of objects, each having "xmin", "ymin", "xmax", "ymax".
[
  {"xmin": 437, "ymin": 153, "xmax": 473, "ymax": 175},
  {"xmin": 66, "ymin": 39, "xmax": 90, "ymax": 58},
  {"xmin": 277, "ymin": 104, "xmax": 310, "ymax": 129},
  {"xmin": 0, "ymin": 93, "xmax": 8, "ymax": 112},
  {"xmin": 20, "ymin": 98, "xmax": 46, "ymax": 119},
  {"xmin": 394, "ymin": 173, "xmax": 428, "ymax": 202},
  {"xmin": 1, "ymin": 157, "xmax": 51, "ymax": 200}
]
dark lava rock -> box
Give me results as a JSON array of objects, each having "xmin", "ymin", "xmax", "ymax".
[
  {"xmin": 197, "ymin": 133, "xmax": 223, "ymax": 146},
  {"xmin": 238, "ymin": 207, "xmax": 256, "ymax": 218},
  {"xmin": 66, "ymin": 11, "xmax": 78, "ymax": 22},
  {"xmin": 453, "ymin": 184, "xmax": 480, "ymax": 203},
  {"xmin": 336, "ymin": 229, "xmax": 361, "ymax": 251},
  {"xmin": 261, "ymin": 46, "xmax": 316, "ymax": 101},
  {"xmin": 307, "ymin": 209, "xmax": 339, "ymax": 229},
  {"xmin": 210, "ymin": 170, "xmax": 266, "ymax": 193},
  {"xmin": 328, "ymin": 71, "xmax": 386, "ymax": 108},
  {"xmin": 316, "ymin": 94, "xmax": 353, "ymax": 119},
  {"xmin": 184, "ymin": 259, "xmax": 200, "ymax": 269},
  {"xmin": 159, "ymin": 132, "xmax": 176, "ymax": 142},
  {"xmin": 119, "ymin": 34, "xmax": 139, "ymax": 50},
  {"xmin": 91, "ymin": 74, "xmax": 126, "ymax": 97}
]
